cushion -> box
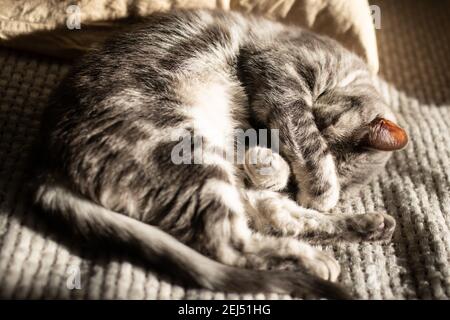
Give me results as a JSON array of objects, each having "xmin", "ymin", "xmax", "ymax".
[{"xmin": 0, "ymin": 0, "xmax": 379, "ymax": 72}]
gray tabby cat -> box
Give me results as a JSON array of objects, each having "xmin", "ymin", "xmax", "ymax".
[{"xmin": 34, "ymin": 10, "xmax": 408, "ymax": 299}]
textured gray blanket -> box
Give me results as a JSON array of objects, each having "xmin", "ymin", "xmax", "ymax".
[{"xmin": 0, "ymin": 1, "xmax": 449, "ymax": 299}]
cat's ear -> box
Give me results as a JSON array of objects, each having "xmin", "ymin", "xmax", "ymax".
[{"xmin": 364, "ymin": 117, "xmax": 408, "ymax": 151}]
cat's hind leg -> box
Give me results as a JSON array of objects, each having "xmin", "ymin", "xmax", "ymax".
[
  {"xmin": 35, "ymin": 178, "xmax": 348, "ymax": 298},
  {"xmin": 191, "ymin": 175, "xmax": 341, "ymax": 282}
]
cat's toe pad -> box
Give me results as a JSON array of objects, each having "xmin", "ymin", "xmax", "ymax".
[
  {"xmin": 244, "ymin": 147, "xmax": 290, "ymax": 191},
  {"xmin": 346, "ymin": 213, "xmax": 396, "ymax": 241}
]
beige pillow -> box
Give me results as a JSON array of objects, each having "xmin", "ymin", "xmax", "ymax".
[{"xmin": 0, "ymin": 0, "xmax": 378, "ymax": 73}]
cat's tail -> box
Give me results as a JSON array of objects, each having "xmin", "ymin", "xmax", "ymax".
[{"xmin": 35, "ymin": 181, "xmax": 351, "ymax": 300}]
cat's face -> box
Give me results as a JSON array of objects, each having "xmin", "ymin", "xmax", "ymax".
[{"xmin": 314, "ymin": 86, "xmax": 408, "ymax": 194}]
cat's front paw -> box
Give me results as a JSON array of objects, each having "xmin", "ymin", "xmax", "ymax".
[
  {"xmin": 345, "ymin": 213, "xmax": 396, "ymax": 242},
  {"xmin": 244, "ymin": 146, "xmax": 290, "ymax": 191}
]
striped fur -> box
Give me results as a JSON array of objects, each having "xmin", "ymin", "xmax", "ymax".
[{"xmin": 34, "ymin": 10, "xmax": 406, "ymax": 299}]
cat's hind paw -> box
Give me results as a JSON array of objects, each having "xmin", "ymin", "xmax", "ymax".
[
  {"xmin": 265, "ymin": 247, "xmax": 341, "ymax": 282},
  {"xmin": 301, "ymin": 249, "xmax": 341, "ymax": 282}
]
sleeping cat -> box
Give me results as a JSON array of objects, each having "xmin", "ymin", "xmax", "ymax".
[{"xmin": 34, "ymin": 9, "xmax": 408, "ymax": 299}]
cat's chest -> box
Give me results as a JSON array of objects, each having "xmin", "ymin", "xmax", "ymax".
[{"xmin": 180, "ymin": 78, "xmax": 248, "ymax": 148}]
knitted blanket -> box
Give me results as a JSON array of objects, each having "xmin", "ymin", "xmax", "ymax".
[
  {"xmin": 0, "ymin": 0, "xmax": 449, "ymax": 299},
  {"xmin": 0, "ymin": 47, "xmax": 448, "ymax": 299}
]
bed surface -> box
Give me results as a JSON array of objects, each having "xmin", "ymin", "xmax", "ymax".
[{"xmin": 0, "ymin": 0, "xmax": 449, "ymax": 299}]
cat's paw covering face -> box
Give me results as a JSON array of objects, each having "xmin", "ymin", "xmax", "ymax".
[{"xmin": 298, "ymin": 116, "xmax": 408, "ymax": 212}]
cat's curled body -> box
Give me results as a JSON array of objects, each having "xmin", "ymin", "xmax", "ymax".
[{"xmin": 35, "ymin": 10, "xmax": 408, "ymax": 299}]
